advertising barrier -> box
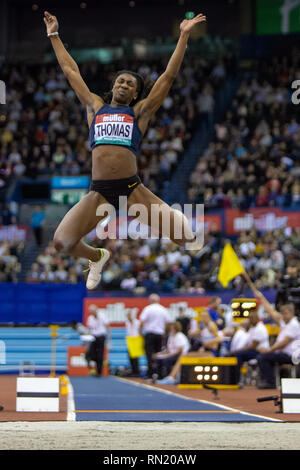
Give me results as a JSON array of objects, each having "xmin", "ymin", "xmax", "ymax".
[
  {"xmin": 0, "ymin": 225, "xmax": 29, "ymax": 241},
  {"xmin": 225, "ymin": 207, "xmax": 300, "ymax": 235},
  {"xmin": 203, "ymin": 213, "xmax": 222, "ymax": 232},
  {"xmin": 83, "ymin": 296, "xmax": 211, "ymax": 326}
]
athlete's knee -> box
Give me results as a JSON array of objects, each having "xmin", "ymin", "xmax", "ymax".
[
  {"xmin": 53, "ymin": 233, "xmax": 76, "ymax": 254},
  {"xmin": 171, "ymin": 209, "xmax": 204, "ymax": 250},
  {"xmin": 171, "ymin": 209, "xmax": 194, "ymax": 242}
]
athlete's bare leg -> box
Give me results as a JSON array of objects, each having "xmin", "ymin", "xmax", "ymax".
[
  {"xmin": 127, "ymin": 184, "xmax": 196, "ymax": 247},
  {"xmin": 53, "ymin": 191, "xmax": 109, "ymax": 262}
]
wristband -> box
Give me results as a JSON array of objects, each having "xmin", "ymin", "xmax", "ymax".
[{"xmin": 47, "ymin": 32, "xmax": 59, "ymax": 37}]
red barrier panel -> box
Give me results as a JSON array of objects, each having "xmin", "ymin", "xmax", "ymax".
[
  {"xmin": 83, "ymin": 296, "xmax": 211, "ymax": 326},
  {"xmin": 226, "ymin": 207, "xmax": 300, "ymax": 235},
  {"xmin": 0, "ymin": 225, "xmax": 29, "ymax": 241}
]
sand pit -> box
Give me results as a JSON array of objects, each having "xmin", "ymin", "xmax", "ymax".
[{"xmin": 0, "ymin": 421, "xmax": 300, "ymax": 450}]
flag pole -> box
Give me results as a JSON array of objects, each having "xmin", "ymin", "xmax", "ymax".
[{"xmin": 241, "ymin": 271, "xmax": 255, "ymax": 290}]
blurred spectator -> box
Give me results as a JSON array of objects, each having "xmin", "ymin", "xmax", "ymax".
[
  {"xmin": 120, "ymin": 273, "xmax": 137, "ymax": 291},
  {"xmin": 188, "ymin": 309, "xmax": 223, "ymax": 357},
  {"xmin": 152, "ymin": 321, "xmax": 190, "ymax": 380},
  {"xmin": 206, "ymin": 296, "xmax": 222, "ymax": 323},
  {"xmin": 0, "ymin": 238, "xmax": 24, "ymax": 283},
  {"xmin": 139, "ymin": 293, "xmax": 171, "ymax": 379},
  {"xmin": 197, "ymin": 85, "xmax": 215, "ymax": 128},
  {"xmin": 125, "ymin": 312, "xmax": 141, "ymax": 377},
  {"xmin": 1, "ymin": 204, "xmax": 15, "ymax": 225},
  {"xmin": 86, "ymin": 304, "xmax": 111, "ymax": 377},
  {"xmin": 232, "ymin": 310, "xmax": 269, "ymax": 384},
  {"xmin": 175, "ymin": 306, "xmax": 191, "ymax": 337},
  {"xmin": 31, "ymin": 206, "xmax": 45, "ymax": 246}
]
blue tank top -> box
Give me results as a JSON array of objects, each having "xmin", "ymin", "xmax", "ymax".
[{"xmin": 89, "ymin": 104, "xmax": 142, "ymax": 156}]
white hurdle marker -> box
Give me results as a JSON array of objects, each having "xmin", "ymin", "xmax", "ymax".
[
  {"xmin": 16, "ymin": 377, "xmax": 60, "ymax": 412},
  {"xmin": 281, "ymin": 378, "xmax": 300, "ymax": 413}
]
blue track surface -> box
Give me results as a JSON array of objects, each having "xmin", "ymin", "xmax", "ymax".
[{"xmin": 70, "ymin": 376, "xmax": 273, "ymax": 422}]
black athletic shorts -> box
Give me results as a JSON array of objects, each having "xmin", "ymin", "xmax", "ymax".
[{"xmin": 90, "ymin": 174, "xmax": 141, "ymax": 209}]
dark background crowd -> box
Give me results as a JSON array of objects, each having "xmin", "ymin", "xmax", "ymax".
[{"xmin": 0, "ymin": 54, "xmax": 232, "ymax": 199}]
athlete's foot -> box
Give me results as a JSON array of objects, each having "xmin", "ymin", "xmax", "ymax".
[{"xmin": 86, "ymin": 248, "xmax": 110, "ymax": 290}]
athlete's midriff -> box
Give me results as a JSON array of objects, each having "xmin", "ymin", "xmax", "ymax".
[{"xmin": 91, "ymin": 144, "xmax": 138, "ymax": 180}]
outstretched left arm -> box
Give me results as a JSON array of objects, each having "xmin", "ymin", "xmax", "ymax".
[{"xmin": 137, "ymin": 13, "xmax": 206, "ymax": 117}]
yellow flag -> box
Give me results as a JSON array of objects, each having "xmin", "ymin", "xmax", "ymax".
[
  {"xmin": 218, "ymin": 243, "xmax": 245, "ymax": 287},
  {"xmin": 126, "ymin": 335, "xmax": 145, "ymax": 358}
]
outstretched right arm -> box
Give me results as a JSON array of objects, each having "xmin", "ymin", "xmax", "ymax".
[
  {"xmin": 242, "ymin": 272, "xmax": 282, "ymax": 324},
  {"xmin": 43, "ymin": 11, "xmax": 103, "ymax": 117}
]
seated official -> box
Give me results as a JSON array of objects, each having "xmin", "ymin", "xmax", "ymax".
[
  {"xmin": 228, "ymin": 320, "xmax": 250, "ymax": 354},
  {"xmin": 216, "ymin": 321, "xmax": 250, "ymax": 357},
  {"xmin": 152, "ymin": 322, "xmax": 190, "ymax": 380},
  {"xmin": 251, "ymin": 286, "xmax": 300, "ymax": 389},
  {"xmin": 157, "ymin": 312, "xmax": 223, "ymax": 385},
  {"xmin": 188, "ymin": 309, "xmax": 223, "ymax": 356},
  {"xmin": 233, "ymin": 310, "xmax": 269, "ymax": 383}
]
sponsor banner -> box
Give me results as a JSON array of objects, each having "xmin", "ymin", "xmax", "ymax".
[
  {"xmin": 226, "ymin": 208, "xmax": 300, "ymax": 235},
  {"xmin": 83, "ymin": 296, "xmax": 211, "ymax": 325},
  {"xmin": 0, "ymin": 225, "xmax": 29, "ymax": 241},
  {"xmin": 51, "ymin": 176, "xmax": 90, "ymax": 189}
]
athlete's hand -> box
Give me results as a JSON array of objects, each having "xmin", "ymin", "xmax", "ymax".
[
  {"xmin": 43, "ymin": 11, "xmax": 59, "ymax": 34},
  {"xmin": 180, "ymin": 13, "xmax": 206, "ymax": 34}
]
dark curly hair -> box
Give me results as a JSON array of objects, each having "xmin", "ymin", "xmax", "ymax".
[{"xmin": 103, "ymin": 69, "xmax": 153, "ymax": 106}]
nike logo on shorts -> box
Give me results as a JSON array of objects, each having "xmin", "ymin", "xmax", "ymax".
[{"xmin": 128, "ymin": 182, "xmax": 137, "ymax": 188}]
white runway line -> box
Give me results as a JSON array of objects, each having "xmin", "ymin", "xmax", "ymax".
[{"xmin": 66, "ymin": 377, "xmax": 76, "ymax": 421}]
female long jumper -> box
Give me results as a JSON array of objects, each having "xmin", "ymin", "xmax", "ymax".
[{"xmin": 43, "ymin": 11, "xmax": 206, "ymax": 289}]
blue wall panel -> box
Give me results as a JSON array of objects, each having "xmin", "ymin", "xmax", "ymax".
[{"xmin": 0, "ymin": 283, "xmax": 86, "ymax": 325}]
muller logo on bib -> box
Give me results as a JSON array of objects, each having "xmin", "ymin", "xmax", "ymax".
[{"xmin": 94, "ymin": 113, "xmax": 134, "ymax": 147}]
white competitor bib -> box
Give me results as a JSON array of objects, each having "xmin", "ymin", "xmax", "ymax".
[{"xmin": 94, "ymin": 113, "xmax": 134, "ymax": 147}]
